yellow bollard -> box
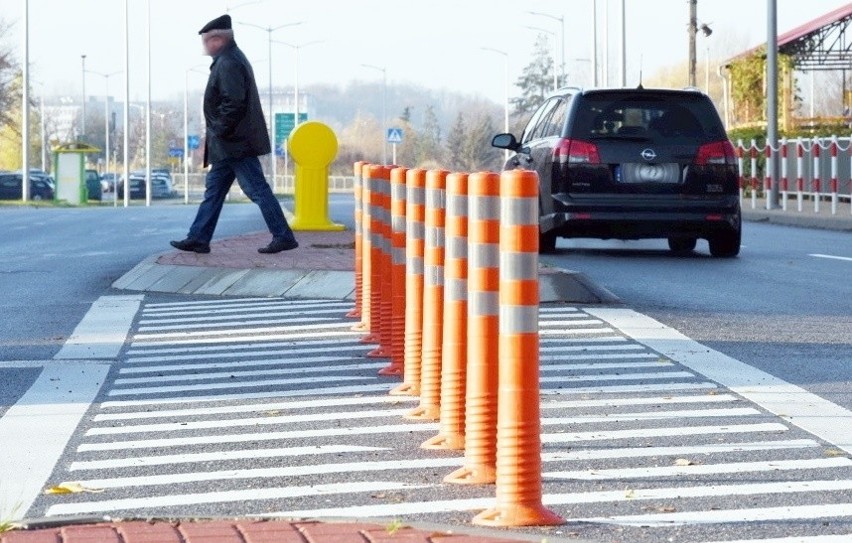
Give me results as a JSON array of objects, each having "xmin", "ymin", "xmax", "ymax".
[{"xmin": 288, "ymin": 121, "xmax": 345, "ymax": 231}]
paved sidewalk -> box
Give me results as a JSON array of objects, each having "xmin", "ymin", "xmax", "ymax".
[
  {"xmin": 741, "ymin": 196, "xmax": 852, "ymax": 231},
  {"xmin": 0, "ymin": 518, "xmax": 553, "ymax": 543}
]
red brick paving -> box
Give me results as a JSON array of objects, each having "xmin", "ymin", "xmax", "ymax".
[
  {"xmin": 0, "ymin": 520, "xmax": 530, "ymax": 543},
  {"xmin": 159, "ymin": 231, "xmax": 355, "ymax": 272}
]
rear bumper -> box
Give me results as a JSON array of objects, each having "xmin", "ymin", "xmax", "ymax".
[{"xmin": 545, "ymin": 197, "xmax": 741, "ymax": 240}]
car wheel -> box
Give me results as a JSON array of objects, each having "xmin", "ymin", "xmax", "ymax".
[
  {"xmin": 32, "ymin": 194, "xmax": 43, "ymax": 201},
  {"xmin": 668, "ymin": 237, "xmax": 697, "ymax": 253},
  {"xmin": 539, "ymin": 230, "xmax": 558, "ymax": 254},
  {"xmin": 709, "ymin": 229, "xmax": 741, "ymax": 258}
]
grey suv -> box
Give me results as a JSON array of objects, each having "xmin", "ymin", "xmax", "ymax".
[{"xmin": 492, "ymin": 87, "xmax": 741, "ymax": 257}]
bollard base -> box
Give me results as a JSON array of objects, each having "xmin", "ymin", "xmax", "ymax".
[
  {"xmin": 389, "ymin": 382, "xmax": 419, "ymax": 396},
  {"xmin": 472, "ymin": 503, "xmax": 564, "ymax": 527},
  {"xmin": 345, "ymin": 308, "xmax": 361, "ymax": 318},
  {"xmin": 289, "ymin": 220, "xmax": 347, "ymax": 232},
  {"xmin": 377, "ymin": 362, "xmax": 403, "ymax": 376},
  {"xmin": 366, "ymin": 346, "xmax": 391, "ymax": 358},
  {"xmin": 350, "ymin": 322, "xmax": 368, "ymax": 332},
  {"xmin": 359, "ymin": 333, "xmax": 380, "ymax": 344},
  {"xmin": 444, "ymin": 464, "xmax": 496, "ymax": 485},
  {"xmin": 404, "ymin": 404, "xmax": 440, "ymax": 421},
  {"xmin": 421, "ymin": 432, "xmax": 464, "ymax": 451}
]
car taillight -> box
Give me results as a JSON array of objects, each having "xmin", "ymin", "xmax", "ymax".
[
  {"xmin": 695, "ymin": 140, "xmax": 736, "ymax": 166},
  {"xmin": 553, "ymin": 138, "xmax": 601, "ymax": 165}
]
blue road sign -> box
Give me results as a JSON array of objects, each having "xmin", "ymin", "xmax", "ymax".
[
  {"xmin": 386, "ymin": 128, "xmax": 403, "ymax": 144},
  {"xmin": 187, "ymin": 135, "xmax": 201, "ymax": 150},
  {"xmin": 168, "ymin": 147, "xmax": 184, "ymax": 158}
]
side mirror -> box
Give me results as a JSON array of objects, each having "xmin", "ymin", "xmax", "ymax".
[{"xmin": 491, "ymin": 133, "xmax": 520, "ymax": 151}]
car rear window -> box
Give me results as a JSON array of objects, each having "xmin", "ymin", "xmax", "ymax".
[{"xmin": 572, "ymin": 91, "xmax": 726, "ymax": 144}]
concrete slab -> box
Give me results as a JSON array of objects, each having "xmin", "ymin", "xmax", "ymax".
[
  {"xmin": 222, "ymin": 269, "xmax": 307, "ymax": 297},
  {"xmin": 177, "ymin": 267, "xmax": 222, "ymax": 294},
  {"xmin": 192, "ymin": 269, "xmax": 251, "ymax": 296},
  {"xmin": 120, "ymin": 263, "xmax": 176, "ymax": 292},
  {"xmin": 147, "ymin": 265, "xmax": 208, "ymax": 293},
  {"xmin": 539, "ymin": 268, "xmax": 621, "ymax": 304},
  {"xmin": 111, "ymin": 258, "xmax": 156, "ymax": 290},
  {"xmin": 283, "ymin": 270, "xmax": 355, "ymax": 300}
]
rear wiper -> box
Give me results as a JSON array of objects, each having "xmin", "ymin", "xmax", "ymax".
[{"xmin": 589, "ymin": 134, "xmax": 652, "ymax": 142}]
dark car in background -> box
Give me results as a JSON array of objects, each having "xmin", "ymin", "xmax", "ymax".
[
  {"xmin": 100, "ymin": 172, "xmax": 119, "ymax": 193},
  {"xmin": 117, "ymin": 170, "xmax": 176, "ymax": 200},
  {"xmin": 0, "ymin": 172, "xmax": 55, "ymax": 200},
  {"xmin": 492, "ymin": 86, "xmax": 741, "ymax": 257},
  {"xmin": 85, "ymin": 169, "xmax": 103, "ymax": 201}
]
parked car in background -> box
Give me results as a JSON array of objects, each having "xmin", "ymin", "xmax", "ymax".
[
  {"xmin": 100, "ymin": 172, "xmax": 119, "ymax": 193},
  {"xmin": 117, "ymin": 170, "xmax": 177, "ymax": 200},
  {"xmin": 492, "ymin": 86, "xmax": 741, "ymax": 257},
  {"xmin": 0, "ymin": 171, "xmax": 55, "ymax": 200},
  {"xmin": 85, "ymin": 169, "xmax": 103, "ymax": 201}
]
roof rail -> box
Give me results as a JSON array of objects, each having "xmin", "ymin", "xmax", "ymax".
[{"xmin": 682, "ymin": 86, "xmax": 703, "ymax": 93}]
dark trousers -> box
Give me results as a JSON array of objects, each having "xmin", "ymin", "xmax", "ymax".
[{"xmin": 187, "ymin": 155, "xmax": 296, "ymax": 245}]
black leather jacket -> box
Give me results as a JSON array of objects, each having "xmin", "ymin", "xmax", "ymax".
[{"xmin": 202, "ymin": 40, "xmax": 271, "ymax": 166}]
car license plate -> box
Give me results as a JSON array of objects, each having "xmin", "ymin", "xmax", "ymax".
[{"xmin": 618, "ymin": 163, "xmax": 682, "ymax": 183}]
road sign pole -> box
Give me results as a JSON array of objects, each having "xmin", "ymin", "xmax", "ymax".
[{"xmin": 392, "ymin": 143, "xmax": 397, "ymax": 165}]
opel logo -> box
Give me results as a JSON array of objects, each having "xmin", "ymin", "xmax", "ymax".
[{"xmin": 641, "ymin": 148, "xmax": 657, "ymax": 161}]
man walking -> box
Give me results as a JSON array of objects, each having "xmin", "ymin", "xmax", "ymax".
[{"xmin": 171, "ymin": 14, "xmax": 298, "ymax": 254}]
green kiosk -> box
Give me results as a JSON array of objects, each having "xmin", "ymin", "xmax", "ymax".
[{"xmin": 53, "ymin": 142, "xmax": 99, "ymax": 205}]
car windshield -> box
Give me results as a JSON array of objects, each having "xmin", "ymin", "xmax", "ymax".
[{"xmin": 574, "ymin": 92, "xmax": 726, "ymax": 144}]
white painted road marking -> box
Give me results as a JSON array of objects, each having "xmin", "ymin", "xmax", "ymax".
[
  {"xmin": 589, "ymin": 308, "xmax": 852, "ymax": 456},
  {"xmin": 810, "ymin": 253, "xmax": 852, "ymax": 262},
  {"xmin": 54, "ymin": 295, "xmax": 142, "ymax": 359}
]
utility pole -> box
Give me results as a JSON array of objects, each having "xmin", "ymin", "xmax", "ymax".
[
  {"xmin": 767, "ymin": 0, "xmax": 779, "ymax": 208},
  {"xmin": 688, "ymin": 0, "xmax": 697, "ymax": 87}
]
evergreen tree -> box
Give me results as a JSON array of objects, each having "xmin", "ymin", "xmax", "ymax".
[
  {"xmin": 461, "ymin": 113, "xmax": 500, "ymax": 172},
  {"xmin": 511, "ymin": 34, "xmax": 555, "ymax": 116},
  {"xmin": 415, "ymin": 105, "xmax": 442, "ymax": 165},
  {"xmin": 444, "ymin": 112, "xmax": 466, "ymax": 171}
]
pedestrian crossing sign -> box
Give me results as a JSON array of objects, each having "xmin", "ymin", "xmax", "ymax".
[{"xmin": 386, "ymin": 128, "xmax": 403, "ymax": 144}]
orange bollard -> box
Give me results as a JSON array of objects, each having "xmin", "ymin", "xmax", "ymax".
[
  {"xmin": 353, "ymin": 163, "xmax": 374, "ymax": 334},
  {"xmin": 472, "ymin": 170, "xmax": 564, "ymax": 527},
  {"xmin": 422, "ymin": 172, "xmax": 468, "ymax": 450},
  {"xmin": 391, "ymin": 169, "xmax": 427, "ymax": 396},
  {"xmin": 378, "ymin": 167, "xmax": 408, "ymax": 376},
  {"xmin": 405, "ymin": 169, "xmax": 448, "ymax": 420},
  {"xmin": 378, "ymin": 169, "xmax": 395, "ymax": 357},
  {"xmin": 444, "ymin": 171, "xmax": 500, "ymax": 484},
  {"xmin": 366, "ymin": 168, "xmax": 392, "ymax": 357},
  {"xmin": 346, "ymin": 161, "xmax": 367, "ymax": 319},
  {"xmin": 361, "ymin": 165, "xmax": 386, "ymax": 345}
]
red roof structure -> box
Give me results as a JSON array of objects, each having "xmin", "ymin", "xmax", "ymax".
[{"xmin": 727, "ymin": 3, "xmax": 852, "ymax": 69}]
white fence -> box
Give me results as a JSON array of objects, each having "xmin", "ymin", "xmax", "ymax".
[
  {"xmin": 166, "ymin": 174, "xmax": 356, "ymax": 203},
  {"xmin": 735, "ymin": 137, "xmax": 852, "ymax": 214}
]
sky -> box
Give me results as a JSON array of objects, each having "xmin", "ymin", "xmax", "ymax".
[{"xmin": 2, "ymin": 0, "xmax": 851, "ymax": 106}]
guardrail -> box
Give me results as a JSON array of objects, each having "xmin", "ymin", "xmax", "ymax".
[{"xmin": 735, "ymin": 137, "xmax": 852, "ymax": 214}]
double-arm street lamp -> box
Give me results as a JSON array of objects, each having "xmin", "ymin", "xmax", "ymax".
[
  {"xmin": 86, "ymin": 69, "xmax": 121, "ymax": 204},
  {"xmin": 480, "ymin": 47, "xmax": 511, "ymax": 162},
  {"xmin": 184, "ymin": 64, "xmax": 207, "ymax": 204},
  {"xmin": 239, "ymin": 20, "xmax": 303, "ymax": 190},
  {"xmin": 525, "ymin": 26, "xmax": 559, "ymax": 91},
  {"xmin": 361, "ymin": 63, "xmax": 387, "ymax": 165},
  {"xmin": 527, "ymin": 10, "xmax": 565, "ymax": 86}
]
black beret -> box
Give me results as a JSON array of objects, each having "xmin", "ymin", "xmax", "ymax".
[{"xmin": 199, "ymin": 14, "xmax": 231, "ymax": 34}]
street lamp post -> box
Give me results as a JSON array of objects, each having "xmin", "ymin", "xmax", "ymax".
[
  {"xmin": 123, "ymin": 0, "xmax": 129, "ymax": 208},
  {"xmin": 184, "ymin": 64, "xmax": 206, "ymax": 205},
  {"xmin": 273, "ymin": 39, "xmax": 324, "ymax": 183},
  {"xmin": 362, "ymin": 63, "xmax": 387, "ymax": 165},
  {"xmin": 86, "ymin": 69, "xmax": 120, "ymax": 205},
  {"xmin": 525, "ymin": 26, "xmax": 559, "ymax": 91},
  {"xmin": 22, "ymin": 0, "xmax": 30, "ymax": 201},
  {"xmin": 81, "ymin": 54, "xmax": 87, "ymax": 142},
  {"xmin": 528, "ymin": 10, "xmax": 565, "ymax": 86},
  {"xmin": 481, "ymin": 47, "xmax": 510, "ymax": 162},
  {"xmin": 239, "ymin": 20, "xmax": 303, "ymax": 192}
]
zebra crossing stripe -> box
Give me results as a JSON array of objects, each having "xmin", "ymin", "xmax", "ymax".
[
  {"xmin": 129, "ymin": 329, "xmax": 360, "ymax": 346},
  {"xmin": 61, "ymin": 440, "xmax": 820, "ymax": 491},
  {"xmin": 265, "ymin": 479, "xmax": 852, "ymax": 519},
  {"xmin": 78, "ymin": 423, "xmax": 440, "ymax": 452},
  {"xmin": 139, "ymin": 307, "xmax": 352, "ymax": 324},
  {"xmin": 581, "ymin": 502, "xmax": 852, "ymax": 527},
  {"xmin": 113, "ymin": 361, "xmax": 384, "ymax": 384},
  {"xmin": 541, "ymin": 407, "xmax": 760, "ymax": 425},
  {"xmin": 126, "ymin": 337, "xmax": 364, "ymax": 356},
  {"xmin": 86, "ymin": 408, "xmax": 413, "ymax": 435},
  {"xmin": 539, "ymin": 344, "xmax": 644, "ymax": 352},
  {"xmin": 544, "ymin": 457, "xmax": 852, "ymax": 480},
  {"xmin": 138, "ymin": 316, "xmax": 338, "ymax": 332},
  {"xmin": 133, "ymin": 321, "xmax": 355, "ymax": 341},
  {"xmin": 142, "ymin": 299, "xmax": 352, "ymax": 311},
  {"xmin": 540, "ymin": 361, "xmax": 669, "ymax": 372},
  {"xmin": 99, "ymin": 383, "xmax": 396, "ymax": 408},
  {"xmin": 540, "ymin": 353, "xmax": 660, "ymax": 363},
  {"xmin": 106, "ymin": 374, "xmax": 369, "ymax": 396},
  {"xmin": 540, "ymin": 370, "xmax": 696, "ymax": 383},
  {"xmin": 541, "ymin": 423, "xmax": 789, "ymax": 443},
  {"xmin": 69, "ymin": 444, "xmax": 388, "ymax": 471},
  {"xmin": 119, "ymin": 355, "xmax": 370, "ymax": 373},
  {"xmin": 541, "ymin": 382, "xmax": 718, "ymax": 395},
  {"xmin": 93, "ymin": 395, "xmax": 418, "ymax": 422},
  {"xmin": 590, "ymin": 308, "xmax": 852, "ymax": 456},
  {"xmin": 542, "ymin": 393, "xmax": 740, "ymax": 409},
  {"xmin": 539, "ymin": 319, "xmax": 605, "ymax": 326},
  {"xmin": 540, "ymin": 327, "xmax": 615, "ymax": 335},
  {"xmin": 704, "ymin": 534, "xmax": 852, "ymax": 543},
  {"xmin": 45, "ymin": 481, "xmax": 433, "ymax": 516},
  {"xmin": 540, "ymin": 336, "xmax": 627, "ymax": 343}
]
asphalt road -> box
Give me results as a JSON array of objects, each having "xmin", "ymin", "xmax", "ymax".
[{"xmin": 540, "ymin": 223, "xmax": 852, "ymax": 412}]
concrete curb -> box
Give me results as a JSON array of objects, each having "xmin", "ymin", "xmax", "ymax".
[{"xmin": 112, "ymin": 260, "xmax": 620, "ymax": 304}]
